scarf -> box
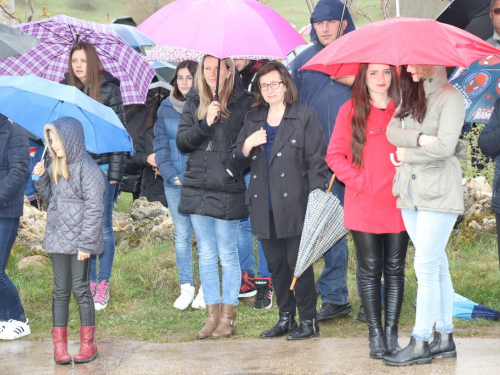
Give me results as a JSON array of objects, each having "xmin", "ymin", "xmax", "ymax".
[{"xmin": 169, "ymin": 94, "xmax": 186, "ymax": 114}]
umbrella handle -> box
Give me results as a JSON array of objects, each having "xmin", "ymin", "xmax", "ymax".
[
  {"xmin": 213, "ymin": 94, "xmax": 221, "ymax": 124},
  {"xmin": 32, "ymin": 145, "xmax": 48, "ymax": 181},
  {"xmin": 326, "ymin": 174, "xmax": 336, "ymax": 193},
  {"xmin": 290, "ymin": 277, "xmax": 298, "ymax": 291},
  {"xmin": 390, "ymin": 153, "xmax": 402, "ymax": 167}
]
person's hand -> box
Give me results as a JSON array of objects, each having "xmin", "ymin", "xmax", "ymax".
[
  {"xmin": 174, "ymin": 177, "xmax": 182, "ymax": 186},
  {"xmin": 206, "ymin": 101, "xmax": 221, "ymax": 126},
  {"xmin": 77, "ymin": 251, "xmax": 90, "ymax": 261},
  {"xmin": 33, "ymin": 161, "xmax": 45, "ymax": 177},
  {"xmin": 242, "ymin": 127, "xmax": 267, "ymax": 157},
  {"xmin": 146, "ymin": 153, "xmax": 157, "ymax": 167},
  {"xmin": 418, "ymin": 134, "xmax": 438, "ymax": 146},
  {"xmin": 109, "ymin": 180, "xmax": 118, "ymax": 185},
  {"xmin": 396, "ymin": 147, "xmax": 406, "ymax": 162}
]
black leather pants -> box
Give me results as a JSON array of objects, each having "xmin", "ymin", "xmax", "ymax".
[
  {"xmin": 51, "ymin": 254, "xmax": 95, "ymax": 327},
  {"xmin": 351, "ymin": 231, "xmax": 409, "ymax": 332}
]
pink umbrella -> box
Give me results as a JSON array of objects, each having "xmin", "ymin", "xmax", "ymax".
[
  {"xmin": 298, "ymin": 24, "xmax": 311, "ymax": 36},
  {"xmin": 302, "ymin": 17, "xmax": 500, "ymax": 77}
]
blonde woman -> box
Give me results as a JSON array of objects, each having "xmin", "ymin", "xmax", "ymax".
[
  {"xmin": 34, "ymin": 117, "xmax": 105, "ymax": 364},
  {"xmin": 176, "ymin": 55, "xmax": 254, "ymax": 339}
]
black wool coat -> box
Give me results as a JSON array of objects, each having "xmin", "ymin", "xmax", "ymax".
[
  {"xmin": 176, "ymin": 78, "xmax": 254, "ymax": 220},
  {"xmin": 231, "ymin": 103, "xmax": 329, "ymax": 240}
]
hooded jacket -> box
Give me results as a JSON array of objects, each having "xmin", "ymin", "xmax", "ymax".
[
  {"xmin": 176, "ymin": 76, "xmax": 254, "ymax": 220},
  {"xmin": 0, "ymin": 113, "xmax": 30, "ymax": 218},
  {"xmin": 387, "ymin": 67, "xmax": 465, "ymax": 215},
  {"xmin": 291, "ymin": 0, "xmax": 355, "ymax": 143},
  {"xmin": 34, "ymin": 117, "xmax": 105, "ymax": 255},
  {"xmin": 60, "ymin": 71, "xmax": 128, "ymax": 182}
]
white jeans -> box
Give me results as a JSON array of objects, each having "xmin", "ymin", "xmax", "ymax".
[{"xmin": 402, "ymin": 209, "xmax": 457, "ymax": 341}]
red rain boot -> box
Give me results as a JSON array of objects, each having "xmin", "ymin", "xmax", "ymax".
[
  {"xmin": 74, "ymin": 326, "xmax": 99, "ymax": 363},
  {"xmin": 52, "ymin": 327, "xmax": 72, "ymax": 365}
]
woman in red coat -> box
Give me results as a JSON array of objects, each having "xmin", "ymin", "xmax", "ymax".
[{"xmin": 326, "ymin": 63, "xmax": 408, "ymax": 359}]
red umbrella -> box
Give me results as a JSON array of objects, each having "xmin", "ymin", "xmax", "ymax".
[{"xmin": 302, "ymin": 17, "xmax": 500, "ymax": 77}]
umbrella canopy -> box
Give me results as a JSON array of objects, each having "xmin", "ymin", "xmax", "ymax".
[
  {"xmin": 108, "ymin": 23, "xmax": 155, "ymax": 49},
  {"xmin": 0, "ymin": 75, "xmax": 133, "ymax": 155},
  {"xmin": 0, "ymin": 15, "xmax": 155, "ymax": 105},
  {"xmin": 151, "ymin": 61, "xmax": 178, "ymax": 83},
  {"xmin": 290, "ymin": 178, "xmax": 348, "ymax": 290},
  {"xmin": 453, "ymin": 293, "xmax": 500, "ymax": 321},
  {"xmin": 448, "ymin": 55, "xmax": 500, "ymax": 124},
  {"xmin": 0, "ymin": 23, "xmax": 41, "ymax": 59},
  {"xmin": 302, "ymin": 17, "xmax": 500, "ymax": 77},
  {"xmin": 137, "ymin": 0, "xmax": 306, "ymax": 60},
  {"xmin": 436, "ymin": 0, "xmax": 492, "ymax": 41}
]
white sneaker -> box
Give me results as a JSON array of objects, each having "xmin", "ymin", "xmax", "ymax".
[
  {"xmin": 173, "ymin": 284, "xmax": 195, "ymax": 310},
  {"xmin": 191, "ymin": 286, "xmax": 206, "ymax": 309},
  {"xmin": 0, "ymin": 321, "xmax": 10, "ymax": 335},
  {"xmin": 0, "ymin": 319, "xmax": 31, "ymax": 340}
]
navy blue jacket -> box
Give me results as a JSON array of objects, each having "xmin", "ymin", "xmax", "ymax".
[
  {"xmin": 0, "ymin": 114, "xmax": 30, "ymax": 218},
  {"xmin": 153, "ymin": 97, "xmax": 189, "ymax": 185}
]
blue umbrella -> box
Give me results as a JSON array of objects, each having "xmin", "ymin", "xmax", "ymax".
[
  {"xmin": 108, "ymin": 23, "xmax": 155, "ymax": 49},
  {"xmin": 453, "ymin": 293, "xmax": 500, "ymax": 321},
  {"xmin": 151, "ymin": 60, "xmax": 177, "ymax": 83},
  {"xmin": 448, "ymin": 55, "xmax": 500, "ymax": 124},
  {"xmin": 0, "ymin": 75, "xmax": 133, "ymax": 155}
]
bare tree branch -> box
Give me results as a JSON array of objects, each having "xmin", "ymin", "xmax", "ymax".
[
  {"xmin": 27, "ymin": 0, "xmax": 35, "ymax": 23},
  {"xmin": 0, "ymin": 3, "xmax": 21, "ymax": 23}
]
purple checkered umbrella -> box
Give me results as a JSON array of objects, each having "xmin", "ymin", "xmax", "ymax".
[{"xmin": 0, "ymin": 15, "xmax": 155, "ymax": 105}]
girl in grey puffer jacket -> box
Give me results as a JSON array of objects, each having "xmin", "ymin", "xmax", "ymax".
[{"xmin": 34, "ymin": 117, "xmax": 104, "ymax": 365}]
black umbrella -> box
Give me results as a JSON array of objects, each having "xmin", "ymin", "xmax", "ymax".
[
  {"xmin": 436, "ymin": 0, "xmax": 493, "ymax": 41},
  {"xmin": 0, "ymin": 23, "xmax": 41, "ymax": 59}
]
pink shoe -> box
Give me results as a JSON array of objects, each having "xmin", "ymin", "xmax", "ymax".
[
  {"xmin": 94, "ymin": 280, "xmax": 109, "ymax": 310},
  {"xmin": 90, "ymin": 281, "xmax": 97, "ymax": 297}
]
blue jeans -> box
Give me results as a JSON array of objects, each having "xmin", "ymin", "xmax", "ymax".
[
  {"xmin": 0, "ymin": 218, "xmax": 26, "ymax": 322},
  {"xmin": 164, "ymin": 184, "xmax": 194, "ymax": 286},
  {"xmin": 238, "ymin": 173, "xmax": 271, "ymax": 278},
  {"xmin": 90, "ymin": 170, "xmax": 116, "ymax": 283},
  {"xmin": 190, "ymin": 214, "xmax": 241, "ymax": 305},
  {"xmin": 402, "ymin": 209, "xmax": 457, "ymax": 341},
  {"xmin": 317, "ymin": 179, "xmax": 349, "ymax": 305}
]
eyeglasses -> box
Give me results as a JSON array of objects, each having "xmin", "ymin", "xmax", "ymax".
[
  {"xmin": 260, "ymin": 81, "xmax": 284, "ymax": 92},
  {"xmin": 491, "ymin": 8, "xmax": 500, "ymax": 15}
]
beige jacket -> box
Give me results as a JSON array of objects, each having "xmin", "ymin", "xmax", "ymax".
[{"xmin": 387, "ymin": 67, "xmax": 465, "ymax": 215}]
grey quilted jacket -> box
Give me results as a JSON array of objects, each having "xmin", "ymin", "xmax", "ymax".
[{"xmin": 34, "ymin": 117, "xmax": 105, "ymax": 255}]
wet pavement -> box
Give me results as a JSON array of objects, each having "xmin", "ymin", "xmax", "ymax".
[{"xmin": 1, "ymin": 336, "xmax": 500, "ymax": 374}]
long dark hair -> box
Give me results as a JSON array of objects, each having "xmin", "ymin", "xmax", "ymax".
[
  {"xmin": 170, "ymin": 60, "xmax": 198, "ymax": 101},
  {"xmin": 67, "ymin": 42, "xmax": 104, "ymax": 103},
  {"xmin": 350, "ymin": 63, "xmax": 400, "ymax": 168},
  {"xmin": 395, "ymin": 65, "xmax": 430, "ymax": 123}
]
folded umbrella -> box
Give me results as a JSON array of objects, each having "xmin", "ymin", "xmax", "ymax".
[
  {"xmin": 448, "ymin": 55, "xmax": 500, "ymax": 124},
  {"xmin": 0, "ymin": 23, "xmax": 41, "ymax": 59},
  {"xmin": 453, "ymin": 293, "xmax": 500, "ymax": 321},
  {"xmin": 291, "ymin": 176, "xmax": 348, "ymax": 290},
  {"xmin": 0, "ymin": 75, "xmax": 133, "ymax": 155},
  {"xmin": 302, "ymin": 17, "xmax": 500, "ymax": 77},
  {"xmin": 0, "ymin": 15, "xmax": 155, "ymax": 105}
]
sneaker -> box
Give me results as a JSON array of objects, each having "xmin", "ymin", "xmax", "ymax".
[
  {"xmin": 0, "ymin": 321, "xmax": 10, "ymax": 335},
  {"xmin": 254, "ymin": 277, "xmax": 273, "ymax": 309},
  {"xmin": 191, "ymin": 286, "xmax": 206, "ymax": 309},
  {"xmin": 0, "ymin": 319, "xmax": 31, "ymax": 340},
  {"xmin": 239, "ymin": 272, "xmax": 257, "ymax": 298},
  {"xmin": 173, "ymin": 284, "xmax": 195, "ymax": 310},
  {"xmin": 94, "ymin": 280, "xmax": 110, "ymax": 310},
  {"xmin": 90, "ymin": 281, "xmax": 97, "ymax": 297}
]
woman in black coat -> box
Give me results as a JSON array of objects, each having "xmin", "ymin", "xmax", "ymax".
[
  {"xmin": 0, "ymin": 113, "xmax": 31, "ymax": 340},
  {"xmin": 231, "ymin": 62, "xmax": 329, "ymax": 340}
]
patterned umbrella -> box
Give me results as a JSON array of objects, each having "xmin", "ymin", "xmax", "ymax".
[
  {"xmin": 0, "ymin": 15, "xmax": 155, "ymax": 105},
  {"xmin": 448, "ymin": 55, "xmax": 500, "ymax": 124},
  {"xmin": 290, "ymin": 176, "xmax": 348, "ymax": 290}
]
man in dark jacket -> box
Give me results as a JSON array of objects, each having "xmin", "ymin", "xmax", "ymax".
[{"xmin": 290, "ymin": 0, "xmax": 356, "ymax": 321}]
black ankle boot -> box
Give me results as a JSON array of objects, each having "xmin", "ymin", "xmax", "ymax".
[
  {"xmin": 286, "ymin": 318, "xmax": 320, "ymax": 340},
  {"xmin": 384, "ymin": 326, "xmax": 401, "ymax": 355},
  {"xmin": 383, "ymin": 336, "xmax": 432, "ymax": 366},
  {"xmin": 369, "ymin": 327, "xmax": 387, "ymax": 359},
  {"xmin": 260, "ymin": 311, "xmax": 298, "ymax": 339},
  {"xmin": 429, "ymin": 332, "xmax": 456, "ymax": 358}
]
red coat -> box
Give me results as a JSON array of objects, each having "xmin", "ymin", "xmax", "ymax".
[{"xmin": 326, "ymin": 99, "xmax": 405, "ymax": 234}]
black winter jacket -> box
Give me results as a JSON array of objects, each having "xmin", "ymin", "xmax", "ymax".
[
  {"xmin": 0, "ymin": 114, "xmax": 30, "ymax": 219},
  {"xmin": 127, "ymin": 127, "xmax": 167, "ymax": 207},
  {"xmin": 60, "ymin": 71, "xmax": 128, "ymax": 182},
  {"xmin": 478, "ymin": 98, "xmax": 500, "ymax": 213},
  {"xmin": 231, "ymin": 103, "xmax": 329, "ymax": 239},
  {"xmin": 176, "ymin": 78, "xmax": 254, "ymax": 220}
]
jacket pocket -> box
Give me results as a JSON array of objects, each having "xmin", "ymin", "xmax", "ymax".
[
  {"xmin": 392, "ymin": 167, "xmax": 402, "ymax": 197},
  {"xmin": 416, "ymin": 162, "xmax": 447, "ymax": 199}
]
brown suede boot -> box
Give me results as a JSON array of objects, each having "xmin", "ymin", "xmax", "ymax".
[
  {"xmin": 211, "ymin": 303, "xmax": 237, "ymax": 339},
  {"xmin": 196, "ymin": 303, "xmax": 220, "ymax": 339}
]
